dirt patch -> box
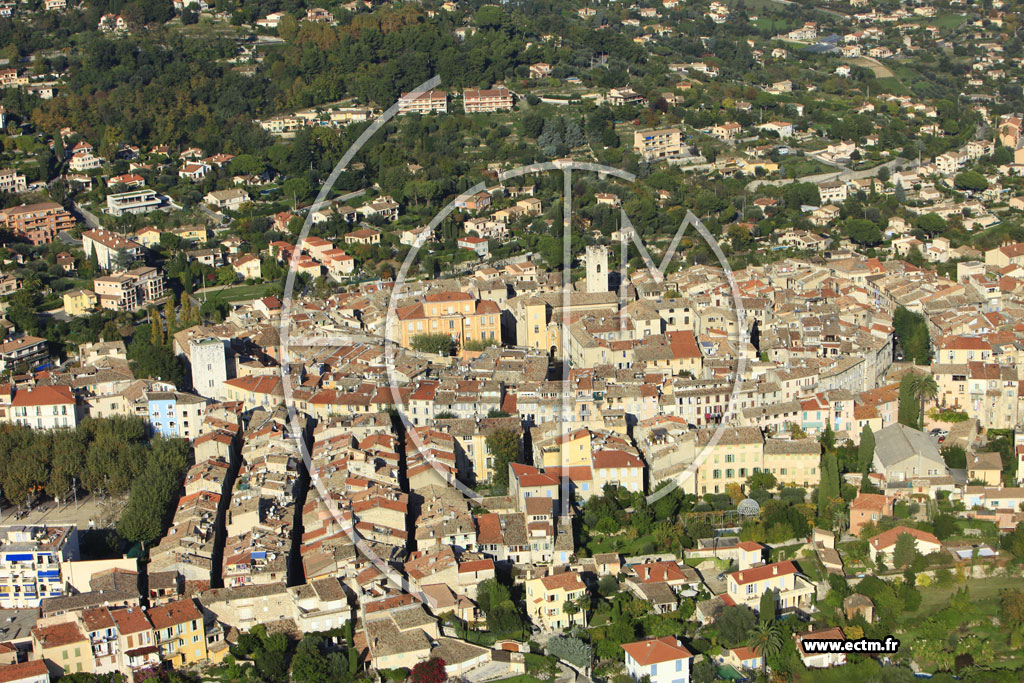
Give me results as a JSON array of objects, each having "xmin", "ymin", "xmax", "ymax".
[{"xmin": 853, "ymin": 56, "xmax": 894, "ymax": 79}]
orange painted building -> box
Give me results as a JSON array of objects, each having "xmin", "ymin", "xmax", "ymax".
[{"xmin": 394, "ymin": 292, "xmax": 501, "ymax": 349}]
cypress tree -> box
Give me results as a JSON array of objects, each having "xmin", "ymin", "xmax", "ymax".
[
  {"xmin": 817, "ymin": 451, "xmax": 839, "ymax": 526},
  {"xmin": 898, "ymin": 374, "xmax": 919, "ymax": 427},
  {"xmin": 164, "ymin": 295, "xmax": 178, "ymax": 336},
  {"xmin": 759, "ymin": 589, "xmax": 775, "ymax": 625},
  {"xmin": 859, "ymin": 425, "xmax": 876, "ymax": 492},
  {"xmin": 820, "ymin": 419, "xmax": 835, "ymax": 451},
  {"xmin": 149, "ymin": 308, "xmax": 163, "ymax": 345}
]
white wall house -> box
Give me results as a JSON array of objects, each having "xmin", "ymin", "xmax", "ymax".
[{"xmin": 622, "ymin": 637, "xmax": 692, "ymax": 683}]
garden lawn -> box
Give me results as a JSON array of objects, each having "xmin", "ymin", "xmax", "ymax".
[
  {"xmin": 492, "ymin": 676, "xmax": 546, "ymax": 683},
  {"xmin": 200, "ymin": 282, "xmax": 280, "ymax": 305},
  {"xmin": 585, "ymin": 530, "xmax": 662, "ymax": 556},
  {"xmin": 779, "ymin": 157, "xmax": 831, "ymax": 178},
  {"xmin": 922, "ymin": 13, "xmax": 967, "ymax": 31},
  {"xmin": 913, "ymin": 575, "xmax": 1024, "ymax": 615}
]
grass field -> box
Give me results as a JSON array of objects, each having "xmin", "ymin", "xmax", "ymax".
[
  {"xmin": 779, "ymin": 156, "xmax": 832, "ymax": 178},
  {"xmin": 852, "ymin": 57, "xmax": 894, "ymax": 79},
  {"xmin": 872, "ymin": 77, "xmax": 911, "ymax": 96},
  {"xmin": 198, "ymin": 282, "xmax": 279, "ymax": 306},
  {"xmin": 585, "ymin": 530, "xmax": 662, "ymax": 556},
  {"xmin": 914, "ymin": 574, "xmax": 1024, "ymax": 614},
  {"xmin": 921, "ymin": 13, "xmax": 968, "ymax": 31},
  {"xmin": 494, "ymin": 675, "xmax": 546, "ymax": 683}
]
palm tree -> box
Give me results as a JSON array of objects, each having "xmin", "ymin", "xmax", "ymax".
[
  {"xmin": 748, "ymin": 621, "xmax": 784, "ymax": 676},
  {"xmin": 910, "ymin": 373, "xmax": 939, "ymax": 429}
]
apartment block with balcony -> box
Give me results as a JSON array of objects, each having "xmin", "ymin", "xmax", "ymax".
[
  {"xmin": 82, "ymin": 229, "xmax": 143, "ymax": 270},
  {"xmin": 633, "ymin": 128, "xmax": 683, "ymax": 161},
  {"xmin": 93, "ymin": 274, "xmax": 138, "ymax": 312},
  {"xmin": 0, "ymin": 524, "xmax": 79, "ymax": 608},
  {"xmin": 148, "ymin": 599, "xmax": 208, "ymax": 667},
  {"xmin": 398, "ymin": 89, "xmax": 448, "ymax": 114},
  {"xmin": 0, "ymin": 202, "xmax": 76, "ymax": 245},
  {"xmin": 0, "ymin": 336, "xmax": 49, "ymax": 374},
  {"xmin": 80, "ymin": 607, "xmax": 120, "ymax": 675},
  {"xmin": 462, "ymin": 87, "xmax": 513, "ymax": 113},
  {"xmin": 93, "ymin": 266, "xmax": 164, "ymax": 312}
]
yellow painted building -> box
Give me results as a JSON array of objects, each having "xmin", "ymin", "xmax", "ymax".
[
  {"xmin": 516, "ymin": 297, "xmax": 551, "ymax": 351},
  {"xmin": 32, "ymin": 621, "xmax": 94, "ymax": 676},
  {"xmin": 149, "ymin": 599, "xmax": 208, "ymax": 667},
  {"xmin": 696, "ymin": 427, "xmax": 764, "ymax": 495},
  {"xmin": 63, "ymin": 289, "xmax": 98, "ymax": 316},
  {"xmin": 525, "ymin": 571, "xmax": 588, "ymax": 631},
  {"xmin": 173, "ymin": 225, "xmax": 210, "ymax": 242},
  {"xmin": 763, "ymin": 438, "xmax": 821, "ymax": 488},
  {"xmin": 537, "ymin": 429, "xmax": 593, "ymax": 469},
  {"xmin": 727, "ymin": 561, "xmax": 815, "ymax": 612}
]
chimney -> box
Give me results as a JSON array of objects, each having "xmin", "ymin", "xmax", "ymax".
[{"xmin": 772, "ymin": 565, "xmax": 778, "ymax": 576}]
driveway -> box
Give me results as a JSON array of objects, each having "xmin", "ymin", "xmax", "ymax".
[
  {"xmin": 71, "ymin": 201, "xmax": 102, "ymax": 230},
  {"xmin": 463, "ymin": 661, "xmax": 513, "ymax": 683},
  {"xmin": 57, "ymin": 231, "xmax": 82, "ymax": 247}
]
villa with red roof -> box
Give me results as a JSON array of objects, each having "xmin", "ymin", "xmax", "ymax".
[
  {"xmin": 525, "ymin": 571, "xmax": 587, "ymax": 631},
  {"xmin": 795, "ymin": 627, "xmax": 847, "ymax": 668},
  {"xmin": 621, "ymin": 637, "xmax": 693, "ymax": 683},
  {"xmin": 849, "ymin": 492, "xmax": 893, "ymax": 535},
  {"xmin": 715, "ymin": 646, "xmax": 762, "ymax": 674},
  {"xmin": 4, "ymin": 384, "xmax": 77, "ymax": 429},
  {"xmin": 458, "ymin": 235, "xmax": 490, "ymax": 257},
  {"xmin": 726, "ymin": 561, "xmax": 815, "ymax": 614},
  {"xmin": 867, "ymin": 525, "xmax": 940, "ymax": 564}
]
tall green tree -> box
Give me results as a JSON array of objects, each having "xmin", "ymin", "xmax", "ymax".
[
  {"xmin": 859, "ymin": 425, "xmax": 877, "ymax": 492},
  {"xmin": 149, "ymin": 307, "xmax": 164, "ymax": 345},
  {"xmin": 910, "ymin": 373, "xmax": 938, "ymax": 429},
  {"xmin": 898, "ymin": 374, "xmax": 920, "ymax": 428},
  {"xmin": 116, "ymin": 438, "xmax": 190, "ymax": 547},
  {"xmin": 893, "ymin": 308, "xmax": 932, "ymax": 364},
  {"xmin": 748, "ymin": 621, "xmax": 784, "ymax": 676},
  {"xmin": 858, "ymin": 425, "xmax": 875, "ymax": 469},
  {"xmin": 486, "ymin": 428, "xmax": 521, "ymax": 494},
  {"xmin": 892, "ymin": 531, "xmax": 918, "ymax": 569},
  {"xmin": 817, "ymin": 450, "xmax": 840, "ymax": 527},
  {"xmin": 820, "ymin": 419, "xmax": 835, "ymax": 451},
  {"xmin": 164, "ymin": 295, "xmax": 178, "ymax": 336},
  {"xmin": 759, "ymin": 589, "xmax": 775, "ymax": 626}
]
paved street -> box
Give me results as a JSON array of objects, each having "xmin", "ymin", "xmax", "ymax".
[
  {"xmin": 2, "ymin": 493, "xmax": 124, "ymax": 530},
  {"xmin": 70, "ymin": 201, "xmax": 102, "ymax": 230},
  {"xmin": 56, "ymin": 231, "xmax": 82, "ymax": 247}
]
